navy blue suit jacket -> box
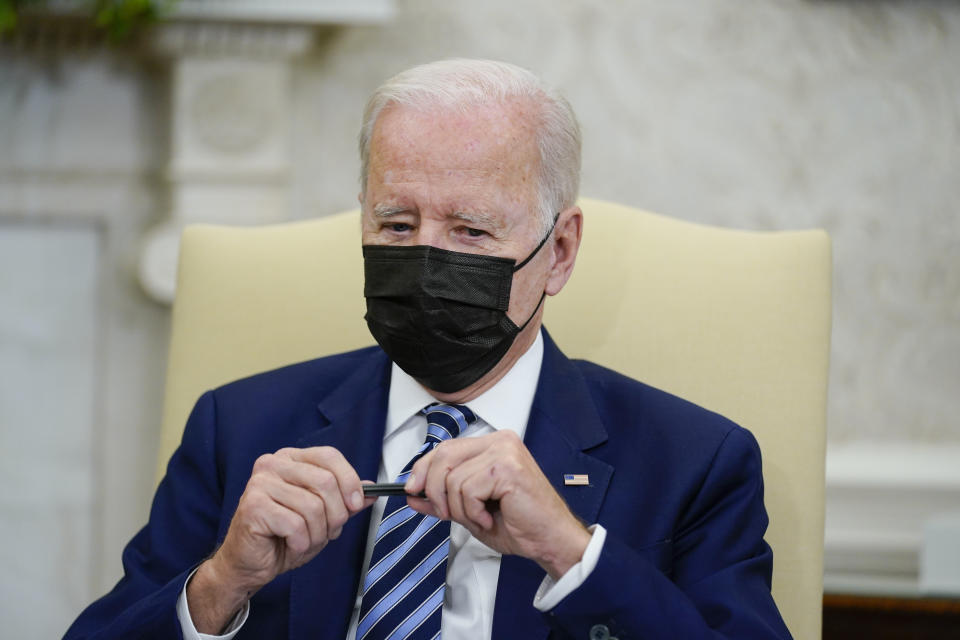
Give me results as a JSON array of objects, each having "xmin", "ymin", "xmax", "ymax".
[{"xmin": 66, "ymin": 331, "xmax": 791, "ymax": 639}]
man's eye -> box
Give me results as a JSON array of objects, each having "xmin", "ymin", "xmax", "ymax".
[
  {"xmin": 465, "ymin": 227, "xmax": 487, "ymax": 238},
  {"xmin": 387, "ymin": 223, "xmax": 412, "ymax": 233}
]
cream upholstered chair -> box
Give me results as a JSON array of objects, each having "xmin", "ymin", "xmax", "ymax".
[{"xmin": 156, "ymin": 198, "xmax": 831, "ymax": 640}]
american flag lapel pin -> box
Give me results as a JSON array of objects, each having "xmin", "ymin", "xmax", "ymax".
[{"xmin": 564, "ymin": 473, "xmax": 590, "ymax": 486}]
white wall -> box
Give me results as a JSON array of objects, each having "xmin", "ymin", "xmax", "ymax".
[
  {"xmin": 0, "ymin": 226, "xmax": 99, "ymax": 638},
  {"xmin": 0, "ymin": 53, "xmax": 171, "ymax": 638}
]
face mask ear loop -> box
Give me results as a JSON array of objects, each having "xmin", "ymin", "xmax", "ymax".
[
  {"xmin": 512, "ymin": 214, "xmax": 559, "ymax": 272},
  {"xmin": 516, "ymin": 291, "xmax": 548, "ymax": 332}
]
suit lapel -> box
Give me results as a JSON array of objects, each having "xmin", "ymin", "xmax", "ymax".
[
  {"xmin": 288, "ymin": 350, "xmax": 391, "ymax": 640},
  {"xmin": 492, "ymin": 330, "xmax": 614, "ymax": 639}
]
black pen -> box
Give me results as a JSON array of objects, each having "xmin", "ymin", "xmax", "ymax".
[{"xmin": 362, "ymin": 483, "xmax": 427, "ymax": 499}]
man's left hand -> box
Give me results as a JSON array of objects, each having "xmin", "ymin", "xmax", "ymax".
[{"xmin": 404, "ymin": 430, "xmax": 591, "ymax": 579}]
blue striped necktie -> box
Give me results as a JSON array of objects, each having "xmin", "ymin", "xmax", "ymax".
[{"xmin": 356, "ymin": 403, "xmax": 477, "ymax": 640}]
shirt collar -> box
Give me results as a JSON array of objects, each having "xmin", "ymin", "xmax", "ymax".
[{"xmin": 386, "ymin": 329, "xmax": 545, "ymax": 438}]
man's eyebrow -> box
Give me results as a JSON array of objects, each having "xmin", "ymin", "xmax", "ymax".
[
  {"xmin": 451, "ymin": 210, "xmax": 502, "ymax": 230},
  {"xmin": 372, "ymin": 205, "xmax": 409, "ymax": 218}
]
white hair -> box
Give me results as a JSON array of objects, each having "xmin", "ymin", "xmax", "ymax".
[{"xmin": 358, "ymin": 59, "xmax": 581, "ymax": 235}]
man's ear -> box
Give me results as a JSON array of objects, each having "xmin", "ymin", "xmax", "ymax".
[{"xmin": 545, "ymin": 205, "xmax": 583, "ymax": 297}]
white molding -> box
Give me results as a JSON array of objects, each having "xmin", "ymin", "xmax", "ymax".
[
  {"xmin": 126, "ymin": 1, "xmax": 395, "ymax": 304},
  {"xmin": 37, "ymin": 0, "xmax": 395, "ymax": 26},
  {"xmin": 172, "ymin": 0, "xmax": 396, "ymax": 24},
  {"xmin": 827, "ymin": 443, "xmax": 960, "ymax": 488},
  {"xmin": 148, "ymin": 22, "xmax": 316, "ymax": 58},
  {"xmin": 824, "ymin": 442, "xmax": 960, "ymax": 595}
]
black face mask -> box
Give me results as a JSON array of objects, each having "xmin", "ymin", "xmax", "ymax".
[{"xmin": 363, "ymin": 222, "xmax": 555, "ymax": 393}]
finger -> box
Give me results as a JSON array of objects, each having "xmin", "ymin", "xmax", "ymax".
[
  {"xmin": 255, "ymin": 498, "xmax": 312, "ymax": 559},
  {"xmin": 254, "ymin": 447, "xmax": 363, "ymax": 544},
  {"xmin": 360, "ymin": 480, "xmax": 380, "ymax": 509},
  {"xmin": 463, "ymin": 439, "xmax": 530, "ymax": 529},
  {"xmin": 405, "ymin": 437, "xmax": 490, "ymax": 494},
  {"xmin": 285, "ymin": 447, "xmax": 366, "ymax": 512},
  {"xmin": 266, "ymin": 459, "xmax": 351, "ymax": 535},
  {"xmin": 405, "ymin": 450, "xmax": 431, "ymax": 495},
  {"xmin": 444, "ymin": 454, "xmax": 486, "ymax": 526},
  {"xmin": 462, "ymin": 476, "xmax": 498, "ymax": 531},
  {"xmin": 422, "ymin": 443, "xmax": 452, "ymax": 519},
  {"xmin": 255, "ymin": 475, "xmax": 330, "ymax": 546},
  {"xmin": 421, "ymin": 438, "xmax": 481, "ymax": 519},
  {"xmin": 406, "ymin": 495, "xmax": 439, "ymax": 518},
  {"xmin": 408, "ymin": 438, "xmax": 493, "ymax": 518},
  {"xmin": 440, "ymin": 434, "xmax": 523, "ymax": 528},
  {"xmin": 449, "ymin": 456, "xmax": 499, "ymax": 530}
]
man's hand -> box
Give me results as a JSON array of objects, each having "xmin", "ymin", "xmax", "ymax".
[
  {"xmin": 187, "ymin": 447, "xmax": 375, "ymax": 634},
  {"xmin": 403, "ymin": 431, "xmax": 591, "ymax": 580}
]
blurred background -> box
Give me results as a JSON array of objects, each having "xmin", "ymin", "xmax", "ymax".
[{"xmin": 0, "ymin": 0, "xmax": 958, "ymax": 637}]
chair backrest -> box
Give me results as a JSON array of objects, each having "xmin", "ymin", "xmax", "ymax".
[{"xmin": 157, "ymin": 198, "xmax": 831, "ymax": 640}]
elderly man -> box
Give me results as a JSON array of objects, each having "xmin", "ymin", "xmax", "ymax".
[{"xmin": 66, "ymin": 60, "xmax": 791, "ymax": 640}]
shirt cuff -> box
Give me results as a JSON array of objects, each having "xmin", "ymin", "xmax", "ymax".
[
  {"xmin": 177, "ymin": 566, "xmax": 250, "ymax": 640},
  {"xmin": 532, "ymin": 524, "xmax": 607, "ymax": 612}
]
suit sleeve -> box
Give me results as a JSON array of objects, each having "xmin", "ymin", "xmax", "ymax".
[
  {"xmin": 544, "ymin": 427, "xmax": 793, "ymax": 640},
  {"xmin": 63, "ymin": 391, "xmax": 226, "ymax": 640}
]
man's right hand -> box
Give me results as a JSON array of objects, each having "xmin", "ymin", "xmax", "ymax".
[{"xmin": 186, "ymin": 446, "xmax": 375, "ymax": 634}]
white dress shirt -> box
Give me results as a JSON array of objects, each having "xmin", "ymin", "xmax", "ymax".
[{"xmin": 177, "ymin": 330, "xmax": 606, "ymax": 639}]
